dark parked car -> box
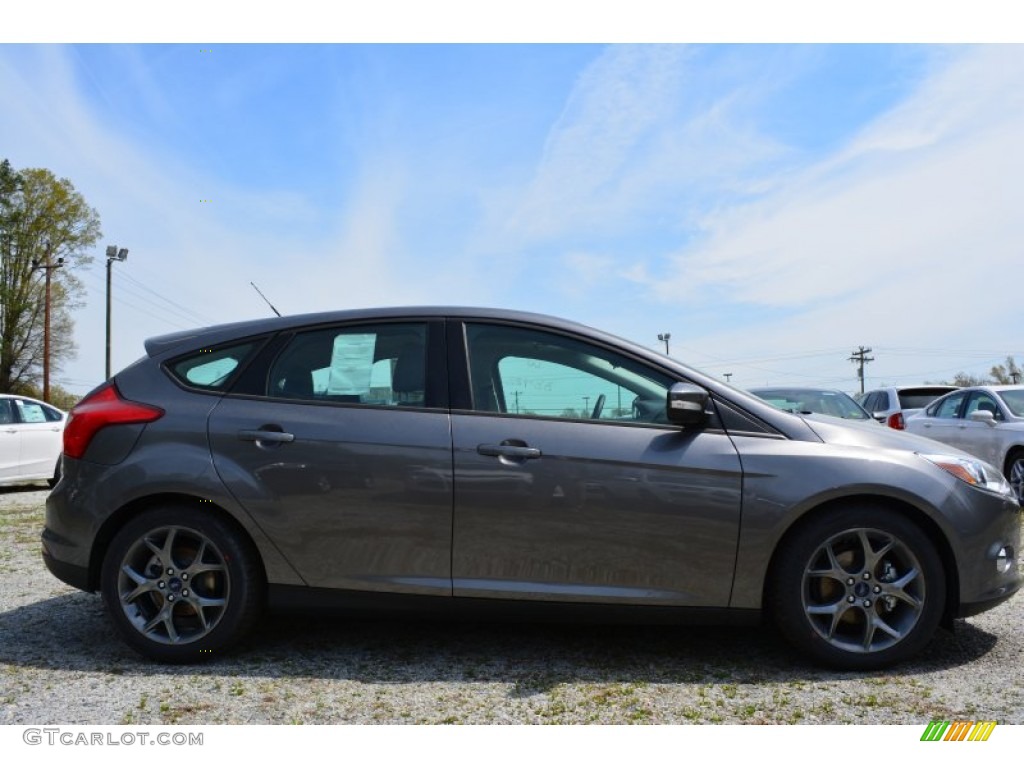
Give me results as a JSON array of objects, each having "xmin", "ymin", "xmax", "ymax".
[
  {"xmin": 43, "ymin": 308, "xmax": 1021, "ymax": 669},
  {"xmin": 749, "ymin": 387, "xmax": 874, "ymax": 422}
]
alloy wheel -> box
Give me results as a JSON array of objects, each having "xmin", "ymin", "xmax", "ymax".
[
  {"xmin": 801, "ymin": 527, "xmax": 926, "ymax": 654},
  {"xmin": 115, "ymin": 525, "xmax": 230, "ymax": 645}
]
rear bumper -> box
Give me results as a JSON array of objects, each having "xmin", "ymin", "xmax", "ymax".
[{"xmin": 41, "ymin": 548, "xmax": 91, "ymax": 592}]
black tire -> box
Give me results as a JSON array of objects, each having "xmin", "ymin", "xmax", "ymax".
[
  {"xmin": 1004, "ymin": 449, "xmax": 1024, "ymax": 504},
  {"xmin": 770, "ymin": 504, "xmax": 945, "ymax": 670},
  {"xmin": 100, "ymin": 505, "xmax": 264, "ymax": 663}
]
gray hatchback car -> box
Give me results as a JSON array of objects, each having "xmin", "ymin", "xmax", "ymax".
[{"xmin": 43, "ymin": 308, "xmax": 1021, "ymax": 669}]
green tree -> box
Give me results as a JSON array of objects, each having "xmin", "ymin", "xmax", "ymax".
[
  {"xmin": 0, "ymin": 159, "xmax": 100, "ymax": 395},
  {"xmin": 989, "ymin": 356, "xmax": 1022, "ymax": 385}
]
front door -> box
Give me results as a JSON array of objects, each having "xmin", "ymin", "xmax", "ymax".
[{"xmin": 449, "ymin": 321, "xmax": 743, "ymax": 607}]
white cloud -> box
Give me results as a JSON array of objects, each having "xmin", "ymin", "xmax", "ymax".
[{"xmin": 641, "ymin": 46, "xmax": 1024, "ymax": 386}]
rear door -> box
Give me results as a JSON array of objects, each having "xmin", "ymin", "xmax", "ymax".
[
  {"xmin": 448, "ymin": 320, "xmax": 743, "ymax": 607},
  {"xmin": 207, "ymin": 319, "xmax": 453, "ymax": 594},
  {"xmin": 912, "ymin": 390, "xmax": 968, "ymax": 447}
]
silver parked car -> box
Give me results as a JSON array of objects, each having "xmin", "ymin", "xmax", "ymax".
[
  {"xmin": 43, "ymin": 308, "xmax": 1021, "ymax": 669},
  {"xmin": 749, "ymin": 387, "xmax": 874, "ymax": 422},
  {"xmin": 905, "ymin": 385, "xmax": 1024, "ymax": 503},
  {"xmin": 857, "ymin": 385, "xmax": 959, "ymax": 430},
  {"xmin": 0, "ymin": 393, "xmax": 65, "ymax": 487}
]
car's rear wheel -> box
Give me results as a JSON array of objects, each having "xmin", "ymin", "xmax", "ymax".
[
  {"xmin": 1004, "ymin": 449, "xmax": 1024, "ymax": 504},
  {"xmin": 771, "ymin": 505, "xmax": 945, "ymax": 670},
  {"xmin": 100, "ymin": 505, "xmax": 264, "ymax": 662}
]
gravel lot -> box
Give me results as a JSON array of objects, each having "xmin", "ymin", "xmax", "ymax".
[{"xmin": 2, "ymin": 485, "xmax": 1022, "ymax": 725}]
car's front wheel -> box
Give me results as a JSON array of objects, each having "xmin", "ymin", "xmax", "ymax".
[
  {"xmin": 100, "ymin": 505, "xmax": 264, "ymax": 662},
  {"xmin": 1004, "ymin": 449, "xmax": 1024, "ymax": 504},
  {"xmin": 770, "ymin": 505, "xmax": 945, "ymax": 670}
]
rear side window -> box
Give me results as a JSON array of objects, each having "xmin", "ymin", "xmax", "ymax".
[
  {"xmin": 863, "ymin": 392, "xmax": 886, "ymax": 412},
  {"xmin": 14, "ymin": 400, "xmax": 54, "ymax": 423},
  {"xmin": 930, "ymin": 391, "xmax": 967, "ymax": 419},
  {"xmin": 168, "ymin": 342, "xmax": 259, "ymax": 391},
  {"xmin": 267, "ymin": 323, "xmax": 427, "ymax": 407}
]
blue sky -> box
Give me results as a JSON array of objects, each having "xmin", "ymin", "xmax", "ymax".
[{"xmin": 2, "ymin": 39, "xmax": 1023, "ymax": 395}]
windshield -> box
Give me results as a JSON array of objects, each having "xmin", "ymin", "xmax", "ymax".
[
  {"xmin": 998, "ymin": 389, "xmax": 1024, "ymax": 417},
  {"xmin": 751, "ymin": 388, "xmax": 870, "ymax": 420}
]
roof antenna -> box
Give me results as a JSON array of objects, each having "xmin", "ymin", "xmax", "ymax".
[{"xmin": 250, "ymin": 282, "xmax": 281, "ymax": 317}]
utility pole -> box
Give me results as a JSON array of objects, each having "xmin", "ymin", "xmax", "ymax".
[
  {"xmin": 849, "ymin": 346, "xmax": 874, "ymax": 395},
  {"xmin": 31, "ymin": 242, "xmax": 64, "ymax": 402},
  {"xmin": 723, "ymin": 373, "xmax": 733, "ymax": 383},
  {"xmin": 658, "ymin": 332, "xmax": 671, "ymax": 355},
  {"xmin": 105, "ymin": 245, "xmax": 129, "ymax": 380}
]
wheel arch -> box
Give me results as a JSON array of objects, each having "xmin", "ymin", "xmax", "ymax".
[
  {"xmin": 87, "ymin": 492, "xmax": 267, "ymax": 593},
  {"xmin": 761, "ymin": 494, "xmax": 961, "ymax": 628}
]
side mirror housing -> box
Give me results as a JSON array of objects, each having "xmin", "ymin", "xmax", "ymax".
[
  {"xmin": 969, "ymin": 409, "xmax": 997, "ymax": 425},
  {"xmin": 666, "ymin": 383, "xmax": 710, "ymax": 427}
]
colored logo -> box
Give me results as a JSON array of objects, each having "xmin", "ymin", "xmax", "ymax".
[{"xmin": 921, "ymin": 720, "xmax": 996, "ymax": 741}]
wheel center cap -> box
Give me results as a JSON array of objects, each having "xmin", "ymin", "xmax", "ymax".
[
  {"xmin": 854, "ymin": 582, "xmax": 871, "ymax": 598},
  {"xmin": 168, "ymin": 577, "xmax": 183, "ymax": 593}
]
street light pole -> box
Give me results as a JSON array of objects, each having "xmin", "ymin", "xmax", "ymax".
[
  {"xmin": 657, "ymin": 332, "xmax": 671, "ymax": 355},
  {"xmin": 31, "ymin": 242, "xmax": 64, "ymax": 402},
  {"xmin": 105, "ymin": 245, "xmax": 129, "ymax": 380}
]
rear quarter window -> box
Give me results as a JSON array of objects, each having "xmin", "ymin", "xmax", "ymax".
[{"xmin": 167, "ymin": 341, "xmax": 260, "ymax": 392}]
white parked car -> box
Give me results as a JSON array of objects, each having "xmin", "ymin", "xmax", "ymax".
[
  {"xmin": 857, "ymin": 385, "xmax": 959, "ymax": 430},
  {"xmin": 0, "ymin": 394, "xmax": 66, "ymax": 487},
  {"xmin": 905, "ymin": 385, "xmax": 1024, "ymax": 503}
]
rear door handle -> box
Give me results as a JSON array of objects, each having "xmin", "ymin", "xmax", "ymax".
[
  {"xmin": 238, "ymin": 428, "xmax": 295, "ymax": 445},
  {"xmin": 477, "ymin": 443, "xmax": 541, "ymax": 460}
]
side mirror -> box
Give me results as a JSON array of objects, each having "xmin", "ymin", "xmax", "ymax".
[
  {"xmin": 666, "ymin": 383, "xmax": 710, "ymax": 427},
  {"xmin": 969, "ymin": 409, "xmax": 997, "ymax": 425}
]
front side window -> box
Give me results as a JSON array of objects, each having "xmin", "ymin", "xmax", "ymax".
[
  {"xmin": 965, "ymin": 392, "xmax": 1003, "ymax": 420},
  {"xmin": 268, "ymin": 323, "xmax": 427, "ymax": 407},
  {"xmin": 465, "ymin": 323, "xmax": 673, "ymax": 425}
]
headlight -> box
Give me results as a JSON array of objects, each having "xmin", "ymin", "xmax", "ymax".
[{"xmin": 918, "ymin": 453, "xmax": 1015, "ymax": 498}]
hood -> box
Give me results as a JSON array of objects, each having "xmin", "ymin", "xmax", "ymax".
[{"xmin": 798, "ymin": 412, "xmax": 972, "ymax": 457}]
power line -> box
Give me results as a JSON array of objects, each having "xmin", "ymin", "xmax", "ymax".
[{"xmin": 119, "ymin": 270, "xmax": 221, "ymax": 326}]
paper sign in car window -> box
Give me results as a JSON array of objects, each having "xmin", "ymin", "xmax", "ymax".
[
  {"xmin": 326, "ymin": 333, "xmax": 376, "ymax": 395},
  {"xmin": 17, "ymin": 402, "xmax": 47, "ymax": 423}
]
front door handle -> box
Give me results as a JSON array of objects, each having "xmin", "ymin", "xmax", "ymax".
[
  {"xmin": 238, "ymin": 427, "xmax": 295, "ymax": 445},
  {"xmin": 477, "ymin": 443, "xmax": 541, "ymax": 460}
]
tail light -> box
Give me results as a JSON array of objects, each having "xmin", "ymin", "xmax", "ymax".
[
  {"xmin": 64, "ymin": 383, "xmax": 164, "ymax": 459},
  {"xmin": 887, "ymin": 412, "xmax": 905, "ymax": 430}
]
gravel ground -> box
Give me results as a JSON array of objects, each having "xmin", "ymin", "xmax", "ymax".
[{"xmin": 2, "ymin": 485, "xmax": 1022, "ymax": 725}]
